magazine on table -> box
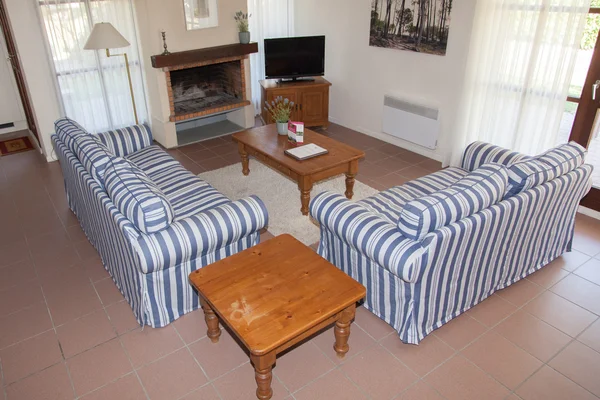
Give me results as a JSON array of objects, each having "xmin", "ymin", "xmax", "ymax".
[{"xmin": 285, "ymin": 143, "xmax": 328, "ymax": 160}]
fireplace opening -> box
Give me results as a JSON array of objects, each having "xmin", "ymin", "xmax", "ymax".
[{"xmin": 169, "ymin": 60, "xmax": 245, "ymax": 117}]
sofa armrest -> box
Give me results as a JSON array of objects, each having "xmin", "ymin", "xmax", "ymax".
[
  {"xmin": 95, "ymin": 124, "xmax": 153, "ymax": 157},
  {"xmin": 461, "ymin": 141, "xmax": 530, "ymax": 171},
  {"xmin": 133, "ymin": 195, "xmax": 269, "ymax": 273},
  {"xmin": 310, "ymin": 192, "xmax": 426, "ymax": 283}
]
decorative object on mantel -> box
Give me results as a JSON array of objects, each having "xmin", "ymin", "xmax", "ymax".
[
  {"xmin": 183, "ymin": 0, "xmax": 218, "ymax": 31},
  {"xmin": 234, "ymin": 11, "xmax": 251, "ymax": 44},
  {"xmin": 151, "ymin": 42, "xmax": 258, "ymax": 68},
  {"xmin": 161, "ymin": 31, "xmax": 170, "ymax": 56},
  {"xmin": 84, "ymin": 22, "xmax": 139, "ymax": 124},
  {"xmin": 264, "ymin": 96, "xmax": 295, "ymax": 135}
]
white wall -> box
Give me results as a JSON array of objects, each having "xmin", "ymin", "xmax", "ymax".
[
  {"xmin": 295, "ymin": 0, "xmax": 477, "ymax": 163},
  {"xmin": 4, "ymin": 0, "xmax": 62, "ymax": 161}
]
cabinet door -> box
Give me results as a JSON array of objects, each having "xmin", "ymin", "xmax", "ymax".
[
  {"xmin": 265, "ymin": 90, "xmax": 300, "ymax": 123},
  {"xmin": 300, "ymin": 88, "xmax": 328, "ymax": 125}
]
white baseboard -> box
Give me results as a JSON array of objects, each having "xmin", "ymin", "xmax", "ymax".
[{"xmin": 578, "ymin": 205, "xmax": 600, "ymax": 220}]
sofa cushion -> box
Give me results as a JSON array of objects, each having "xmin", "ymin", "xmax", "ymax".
[
  {"xmin": 398, "ymin": 163, "xmax": 509, "ymax": 241},
  {"xmin": 55, "ymin": 118, "xmax": 89, "ymax": 154},
  {"xmin": 506, "ymin": 141, "xmax": 586, "ymax": 198},
  {"xmin": 72, "ymin": 133, "xmax": 114, "ymax": 185},
  {"xmin": 359, "ymin": 167, "xmax": 469, "ymax": 224},
  {"xmin": 96, "ymin": 124, "xmax": 153, "ymax": 157},
  {"xmin": 104, "ymin": 158, "xmax": 174, "ymax": 234},
  {"xmin": 126, "ymin": 146, "xmax": 230, "ymax": 220}
]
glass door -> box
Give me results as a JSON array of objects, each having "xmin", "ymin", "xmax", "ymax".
[{"xmin": 561, "ymin": 4, "xmax": 600, "ymax": 211}]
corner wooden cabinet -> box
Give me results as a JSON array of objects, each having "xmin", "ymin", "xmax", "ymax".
[{"xmin": 260, "ymin": 77, "xmax": 331, "ymax": 127}]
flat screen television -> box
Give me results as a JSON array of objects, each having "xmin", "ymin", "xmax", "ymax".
[{"xmin": 264, "ymin": 36, "xmax": 325, "ymax": 81}]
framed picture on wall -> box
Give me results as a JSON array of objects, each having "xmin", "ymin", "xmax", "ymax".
[{"xmin": 183, "ymin": 0, "xmax": 219, "ymax": 31}]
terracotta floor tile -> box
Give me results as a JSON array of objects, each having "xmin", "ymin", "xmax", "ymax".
[
  {"xmin": 198, "ymin": 156, "xmax": 232, "ymax": 171},
  {"xmin": 0, "ymin": 282, "xmax": 44, "ymax": 317},
  {"xmin": 31, "ymin": 244, "xmax": 81, "ymax": 279},
  {"xmin": 273, "ymin": 340, "xmax": 335, "ymax": 393},
  {"xmin": 93, "ymin": 277, "xmax": 124, "ymax": 306},
  {"xmin": 189, "ymin": 331, "xmax": 248, "ymax": 380},
  {"xmin": 79, "ymin": 373, "xmax": 146, "ymax": 400},
  {"xmin": 83, "ymin": 258, "xmax": 110, "ymax": 283},
  {"xmin": 27, "ymin": 229, "xmax": 71, "ymax": 256},
  {"xmin": 494, "ymin": 310, "xmax": 571, "ymax": 362},
  {"xmin": 4, "ymin": 363, "xmax": 74, "ymax": 400},
  {"xmin": 120, "ymin": 325, "xmax": 184, "ymax": 368},
  {"xmin": 496, "ymin": 279, "xmax": 545, "ymax": 307},
  {"xmin": 395, "ymin": 381, "xmax": 445, "ymax": 400},
  {"xmin": 424, "ymin": 355, "xmax": 510, "ymax": 400},
  {"xmin": 526, "ymin": 262, "xmax": 570, "ymax": 288},
  {"xmin": 172, "ymin": 308, "xmax": 208, "ymax": 344},
  {"xmin": 523, "ymin": 291, "xmax": 597, "ymax": 337},
  {"xmin": 105, "ymin": 301, "xmax": 140, "ymax": 336},
  {"xmin": 0, "ymin": 302, "xmax": 53, "ymax": 349},
  {"xmin": 187, "ymin": 148, "xmax": 219, "ymax": 163},
  {"xmin": 373, "ymin": 172, "xmax": 411, "ymax": 189},
  {"xmin": 341, "ymin": 346, "xmax": 418, "ymax": 399},
  {"xmin": 180, "ymin": 384, "xmax": 221, "ymax": 400},
  {"xmin": 73, "ymin": 239, "xmax": 99, "ymax": 262},
  {"xmin": 45, "ymin": 284, "xmax": 103, "ymax": 326},
  {"xmin": 578, "ymin": 318, "xmax": 600, "ymax": 353},
  {"xmin": 550, "ymin": 274, "xmax": 600, "ymax": 315},
  {"xmin": 574, "ymin": 258, "xmax": 600, "ymax": 286},
  {"xmin": 517, "ymin": 365, "xmax": 597, "ymax": 400},
  {"xmin": 213, "ymin": 363, "xmax": 290, "ymax": 400},
  {"xmin": 56, "ymin": 309, "xmax": 116, "ymax": 358},
  {"xmin": 311, "ymin": 324, "xmax": 376, "ymax": 365},
  {"xmin": 0, "ymin": 260, "xmax": 36, "ymax": 291},
  {"xmin": 354, "ymin": 306, "xmax": 395, "ymax": 340},
  {"xmin": 67, "ymin": 338, "xmax": 132, "ymax": 396},
  {"xmin": 293, "ymin": 369, "xmax": 368, "ymax": 400},
  {"xmin": 461, "ymin": 331, "xmax": 542, "ymax": 389},
  {"xmin": 396, "ymin": 165, "xmax": 432, "ymax": 181},
  {"xmin": 433, "ymin": 313, "xmax": 488, "ymax": 350},
  {"xmin": 66, "ymin": 224, "xmax": 87, "ymax": 243},
  {"xmin": 466, "ymin": 294, "xmax": 517, "ymax": 327},
  {"xmin": 0, "ymin": 330, "xmax": 62, "ymax": 384},
  {"xmin": 555, "ymin": 250, "xmax": 592, "ymax": 272},
  {"xmin": 549, "ymin": 341, "xmax": 600, "ymax": 397},
  {"xmin": 381, "ymin": 333, "xmax": 455, "ymax": 377},
  {"xmin": 137, "ymin": 348, "xmax": 207, "ymax": 400},
  {"xmin": 0, "ymin": 241, "xmax": 29, "ymax": 268}
]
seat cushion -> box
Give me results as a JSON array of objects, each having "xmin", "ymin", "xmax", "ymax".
[
  {"xmin": 506, "ymin": 141, "xmax": 586, "ymax": 198},
  {"xmin": 104, "ymin": 158, "xmax": 174, "ymax": 234},
  {"xmin": 398, "ymin": 163, "xmax": 509, "ymax": 241},
  {"xmin": 359, "ymin": 167, "xmax": 469, "ymax": 224},
  {"xmin": 72, "ymin": 133, "xmax": 114, "ymax": 185},
  {"xmin": 126, "ymin": 146, "xmax": 230, "ymax": 220}
]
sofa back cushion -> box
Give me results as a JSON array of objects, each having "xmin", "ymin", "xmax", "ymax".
[
  {"xmin": 398, "ymin": 163, "xmax": 509, "ymax": 241},
  {"xmin": 506, "ymin": 141, "xmax": 586, "ymax": 198},
  {"xmin": 55, "ymin": 118, "xmax": 88, "ymax": 154},
  {"xmin": 104, "ymin": 158, "xmax": 174, "ymax": 234},
  {"xmin": 72, "ymin": 133, "xmax": 114, "ymax": 185}
]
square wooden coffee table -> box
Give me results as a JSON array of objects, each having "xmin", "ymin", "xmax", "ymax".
[
  {"xmin": 188, "ymin": 234, "xmax": 366, "ymax": 400},
  {"xmin": 232, "ymin": 124, "xmax": 365, "ymax": 215}
]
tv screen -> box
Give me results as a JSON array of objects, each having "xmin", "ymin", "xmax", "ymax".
[{"xmin": 264, "ymin": 36, "xmax": 325, "ymax": 80}]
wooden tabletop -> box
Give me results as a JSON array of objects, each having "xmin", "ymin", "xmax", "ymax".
[
  {"xmin": 188, "ymin": 235, "xmax": 366, "ymax": 356},
  {"xmin": 232, "ymin": 125, "xmax": 365, "ymax": 176}
]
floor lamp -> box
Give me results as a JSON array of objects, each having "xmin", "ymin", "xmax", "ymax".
[{"xmin": 84, "ymin": 22, "xmax": 139, "ymax": 125}]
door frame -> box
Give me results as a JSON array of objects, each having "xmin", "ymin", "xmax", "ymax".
[{"xmin": 0, "ymin": 0, "xmax": 40, "ymax": 143}]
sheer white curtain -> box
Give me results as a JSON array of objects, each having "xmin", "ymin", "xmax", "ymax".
[
  {"xmin": 448, "ymin": 0, "xmax": 590, "ymax": 166},
  {"xmin": 39, "ymin": 0, "xmax": 148, "ymax": 133},
  {"xmin": 248, "ymin": 0, "xmax": 295, "ymax": 113}
]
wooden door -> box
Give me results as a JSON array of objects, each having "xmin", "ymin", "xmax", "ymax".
[
  {"xmin": 265, "ymin": 89, "xmax": 300, "ymax": 123},
  {"xmin": 300, "ymin": 89, "xmax": 327, "ymax": 126}
]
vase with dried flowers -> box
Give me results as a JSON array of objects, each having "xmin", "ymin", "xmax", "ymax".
[
  {"xmin": 234, "ymin": 11, "xmax": 251, "ymax": 44},
  {"xmin": 265, "ymin": 96, "xmax": 295, "ymax": 135}
]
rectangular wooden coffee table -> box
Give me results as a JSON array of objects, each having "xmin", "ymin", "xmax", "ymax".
[
  {"xmin": 232, "ymin": 124, "xmax": 365, "ymax": 215},
  {"xmin": 188, "ymin": 234, "xmax": 366, "ymax": 400}
]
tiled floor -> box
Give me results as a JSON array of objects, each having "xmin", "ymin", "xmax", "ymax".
[{"xmin": 0, "ymin": 123, "xmax": 600, "ymax": 400}]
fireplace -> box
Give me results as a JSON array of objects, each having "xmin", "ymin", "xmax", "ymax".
[{"xmin": 165, "ymin": 55, "xmax": 250, "ymax": 122}]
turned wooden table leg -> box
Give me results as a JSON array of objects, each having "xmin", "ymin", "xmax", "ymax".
[
  {"xmin": 200, "ymin": 298, "xmax": 221, "ymax": 343},
  {"xmin": 298, "ymin": 177, "xmax": 313, "ymax": 216},
  {"xmin": 251, "ymin": 352, "xmax": 276, "ymax": 400},
  {"xmin": 334, "ymin": 304, "xmax": 356, "ymax": 359},
  {"xmin": 238, "ymin": 143, "xmax": 250, "ymax": 176},
  {"xmin": 345, "ymin": 160, "xmax": 359, "ymax": 200}
]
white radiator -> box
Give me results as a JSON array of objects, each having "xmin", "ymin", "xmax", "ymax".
[{"xmin": 382, "ymin": 96, "xmax": 439, "ymax": 150}]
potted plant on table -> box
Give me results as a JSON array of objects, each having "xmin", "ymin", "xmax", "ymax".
[
  {"xmin": 235, "ymin": 11, "xmax": 251, "ymax": 44},
  {"xmin": 265, "ymin": 96, "xmax": 295, "ymax": 135}
]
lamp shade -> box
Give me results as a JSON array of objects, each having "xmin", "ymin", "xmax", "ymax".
[{"xmin": 84, "ymin": 22, "xmax": 130, "ymax": 50}]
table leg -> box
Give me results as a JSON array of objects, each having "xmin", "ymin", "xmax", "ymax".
[
  {"xmin": 238, "ymin": 143, "xmax": 250, "ymax": 176},
  {"xmin": 298, "ymin": 177, "xmax": 313, "ymax": 216},
  {"xmin": 200, "ymin": 298, "xmax": 221, "ymax": 343},
  {"xmin": 345, "ymin": 173, "xmax": 356, "ymax": 199},
  {"xmin": 334, "ymin": 304, "xmax": 356, "ymax": 359},
  {"xmin": 251, "ymin": 352, "xmax": 276, "ymax": 400}
]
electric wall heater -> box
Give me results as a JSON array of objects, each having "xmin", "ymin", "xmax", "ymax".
[{"xmin": 382, "ymin": 95, "xmax": 440, "ymax": 150}]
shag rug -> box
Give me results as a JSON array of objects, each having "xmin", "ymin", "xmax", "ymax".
[{"xmin": 199, "ymin": 162, "xmax": 379, "ymax": 245}]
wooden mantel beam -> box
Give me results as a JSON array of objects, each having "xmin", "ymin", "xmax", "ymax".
[{"xmin": 151, "ymin": 42, "xmax": 259, "ymax": 69}]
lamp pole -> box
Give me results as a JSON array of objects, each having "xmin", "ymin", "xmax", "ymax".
[{"xmin": 106, "ymin": 49, "xmax": 138, "ymax": 125}]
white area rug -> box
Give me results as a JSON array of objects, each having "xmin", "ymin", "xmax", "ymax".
[{"xmin": 199, "ymin": 162, "xmax": 379, "ymax": 245}]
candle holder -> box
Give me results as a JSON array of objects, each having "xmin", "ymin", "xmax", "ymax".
[{"xmin": 161, "ymin": 31, "xmax": 171, "ymax": 56}]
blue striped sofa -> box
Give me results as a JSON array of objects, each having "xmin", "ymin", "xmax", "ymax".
[
  {"xmin": 52, "ymin": 118, "xmax": 268, "ymax": 328},
  {"xmin": 310, "ymin": 141, "xmax": 593, "ymax": 344}
]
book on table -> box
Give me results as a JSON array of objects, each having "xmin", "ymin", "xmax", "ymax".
[{"xmin": 285, "ymin": 143, "xmax": 328, "ymax": 160}]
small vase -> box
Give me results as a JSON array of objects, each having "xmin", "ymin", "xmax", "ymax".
[
  {"xmin": 239, "ymin": 31, "xmax": 250, "ymax": 44},
  {"xmin": 276, "ymin": 121, "xmax": 288, "ymax": 135}
]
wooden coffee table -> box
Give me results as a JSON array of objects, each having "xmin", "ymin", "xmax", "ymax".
[
  {"xmin": 188, "ymin": 234, "xmax": 366, "ymax": 400},
  {"xmin": 232, "ymin": 125, "xmax": 365, "ymax": 215}
]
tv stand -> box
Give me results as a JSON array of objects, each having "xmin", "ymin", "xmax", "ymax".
[{"xmin": 260, "ymin": 77, "xmax": 331, "ymax": 128}]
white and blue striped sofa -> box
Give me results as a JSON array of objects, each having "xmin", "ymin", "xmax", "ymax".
[
  {"xmin": 52, "ymin": 118, "xmax": 268, "ymax": 328},
  {"xmin": 310, "ymin": 141, "xmax": 593, "ymax": 344}
]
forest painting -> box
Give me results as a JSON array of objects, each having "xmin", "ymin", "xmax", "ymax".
[{"xmin": 370, "ymin": 0, "xmax": 453, "ymax": 56}]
